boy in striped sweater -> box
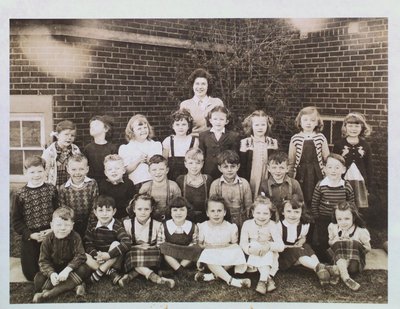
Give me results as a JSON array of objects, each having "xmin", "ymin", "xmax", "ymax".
[
  {"xmin": 84, "ymin": 195, "xmax": 131, "ymax": 285},
  {"xmin": 311, "ymin": 153, "xmax": 355, "ymax": 262}
]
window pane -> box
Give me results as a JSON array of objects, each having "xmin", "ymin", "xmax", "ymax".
[
  {"xmin": 10, "ymin": 150, "xmax": 23, "ymax": 175},
  {"xmin": 25, "ymin": 150, "xmax": 43, "ymax": 159},
  {"xmin": 10, "ymin": 121, "xmax": 21, "ymax": 147},
  {"xmin": 22, "ymin": 121, "xmax": 41, "ymax": 147}
]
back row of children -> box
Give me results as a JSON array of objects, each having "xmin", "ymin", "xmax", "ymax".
[{"xmin": 12, "ymin": 105, "xmax": 373, "ymax": 301}]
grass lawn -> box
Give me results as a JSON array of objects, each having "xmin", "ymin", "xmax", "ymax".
[{"xmin": 10, "ymin": 266, "xmax": 387, "ymax": 304}]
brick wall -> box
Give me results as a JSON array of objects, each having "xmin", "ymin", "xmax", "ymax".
[
  {"xmin": 279, "ymin": 18, "xmax": 388, "ymax": 211},
  {"xmin": 9, "ymin": 18, "xmax": 388, "ymax": 210}
]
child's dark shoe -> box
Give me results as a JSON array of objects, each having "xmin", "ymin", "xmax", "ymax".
[
  {"xmin": 240, "ymin": 278, "xmax": 251, "ymax": 288},
  {"xmin": 255, "ymin": 281, "xmax": 267, "ymax": 294},
  {"xmin": 75, "ymin": 283, "xmax": 86, "ymax": 296},
  {"xmin": 266, "ymin": 277, "xmax": 276, "ymax": 292},
  {"xmin": 316, "ymin": 263, "xmax": 330, "ymax": 286},
  {"xmin": 109, "ymin": 270, "xmax": 123, "ymax": 285},
  {"xmin": 344, "ymin": 278, "xmax": 360, "ymax": 291},
  {"xmin": 194, "ymin": 271, "xmax": 204, "ymax": 282},
  {"xmin": 325, "ymin": 265, "xmax": 340, "ymax": 285}
]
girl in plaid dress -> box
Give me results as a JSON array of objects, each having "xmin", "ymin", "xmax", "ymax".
[
  {"xmin": 327, "ymin": 201, "xmax": 371, "ymax": 291},
  {"xmin": 119, "ymin": 194, "xmax": 175, "ymax": 288}
]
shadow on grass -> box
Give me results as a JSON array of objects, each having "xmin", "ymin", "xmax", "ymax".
[{"xmin": 10, "ymin": 267, "xmax": 387, "ymax": 304}]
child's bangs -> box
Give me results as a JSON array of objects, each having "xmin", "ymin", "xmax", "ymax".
[{"xmin": 346, "ymin": 116, "xmax": 363, "ymax": 124}]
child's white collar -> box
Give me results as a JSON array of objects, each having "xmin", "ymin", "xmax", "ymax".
[
  {"xmin": 27, "ymin": 181, "xmax": 44, "ymax": 188},
  {"xmin": 65, "ymin": 176, "xmax": 92, "ymax": 188},
  {"xmin": 210, "ymin": 127, "xmax": 225, "ymax": 134},
  {"xmin": 320, "ymin": 177, "xmax": 345, "ymax": 187},
  {"xmin": 96, "ymin": 218, "xmax": 115, "ymax": 230},
  {"xmin": 166, "ymin": 219, "xmax": 192, "ymax": 235}
]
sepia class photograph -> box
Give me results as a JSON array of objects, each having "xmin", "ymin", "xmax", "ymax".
[{"xmin": 4, "ymin": 1, "xmax": 396, "ymax": 307}]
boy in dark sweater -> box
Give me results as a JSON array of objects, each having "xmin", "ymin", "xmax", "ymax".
[
  {"xmin": 98, "ymin": 154, "xmax": 135, "ymax": 220},
  {"xmin": 12, "ymin": 155, "xmax": 58, "ymax": 281},
  {"xmin": 33, "ymin": 207, "xmax": 90, "ymax": 303},
  {"xmin": 84, "ymin": 195, "xmax": 131, "ymax": 285}
]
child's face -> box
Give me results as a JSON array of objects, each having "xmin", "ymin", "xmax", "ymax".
[
  {"xmin": 268, "ymin": 160, "xmax": 289, "ymax": 183},
  {"xmin": 209, "ymin": 111, "xmax": 228, "ymax": 132},
  {"xmin": 300, "ymin": 113, "xmax": 318, "ymax": 134},
  {"xmin": 131, "ymin": 120, "xmax": 149, "ymax": 141},
  {"xmin": 104, "ymin": 160, "xmax": 125, "ymax": 183},
  {"xmin": 51, "ymin": 216, "xmax": 74, "ymax": 239},
  {"xmin": 149, "ymin": 162, "xmax": 168, "ymax": 183},
  {"xmin": 206, "ymin": 201, "xmax": 226, "ymax": 224},
  {"xmin": 57, "ymin": 129, "xmax": 76, "ymax": 148},
  {"xmin": 90, "ymin": 120, "xmax": 107, "ymax": 137},
  {"xmin": 171, "ymin": 207, "xmax": 187, "ymax": 225},
  {"xmin": 252, "ymin": 116, "xmax": 268, "ymax": 138},
  {"xmin": 93, "ymin": 205, "xmax": 116, "ymax": 226},
  {"xmin": 133, "ymin": 199, "xmax": 152, "ymax": 223},
  {"xmin": 335, "ymin": 209, "xmax": 354, "ymax": 230},
  {"xmin": 252, "ymin": 203, "xmax": 271, "ymax": 225},
  {"xmin": 282, "ymin": 203, "xmax": 302, "ymax": 225},
  {"xmin": 218, "ymin": 161, "xmax": 240, "ymax": 182},
  {"xmin": 25, "ymin": 165, "xmax": 46, "ymax": 186},
  {"xmin": 67, "ymin": 160, "xmax": 89, "ymax": 185},
  {"xmin": 193, "ymin": 77, "xmax": 208, "ymax": 98},
  {"xmin": 173, "ymin": 119, "xmax": 190, "ymax": 137},
  {"xmin": 345, "ymin": 122, "xmax": 362, "ymax": 138},
  {"xmin": 324, "ymin": 157, "xmax": 346, "ymax": 182},
  {"xmin": 184, "ymin": 158, "xmax": 203, "ymax": 176}
]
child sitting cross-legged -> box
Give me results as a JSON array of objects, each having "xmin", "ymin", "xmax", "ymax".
[
  {"xmin": 195, "ymin": 195, "xmax": 251, "ymax": 289},
  {"xmin": 119, "ymin": 194, "xmax": 175, "ymax": 288},
  {"xmin": 240, "ymin": 196, "xmax": 284, "ymax": 294},
  {"xmin": 84, "ymin": 195, "xmax": 131, "ymax": 286},
  {"xmin": 157, "ymin": 196, "xmax": 203, "ymax": 279},
  {"xmin": 277, "ymin": 196, "xmax": 340, "ymax": 287},
  {"xmin": 33, "ymin": 207, "xmax": 91, "ymax": 303}
]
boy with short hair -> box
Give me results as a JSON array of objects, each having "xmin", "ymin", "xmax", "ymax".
[
  {"xmin": 84, "ymin": 195, "xmax": 131, "ymax": 285},
  {"xmin": 209, "ymin": 150, "xmax": 252, "ymax": 229},
  {"xmin": 311, "ymin": 153, "xmax": 355, "ymax": 262},
  {"xmin": 12, "ymin": 155, "xmax": 58, "ymax": 281},
  {"xmin": 58, "ymin": 154, "xmax": 99, "ymax": 238},
  {"xmin": 259, "ymin": 151, "xmax": 304, "ymax": 210},
  {"xmin": 98, "ymin": 154, "xmax": 135, "ymax": 220},
  {"xmin": 139, "ymin": 155, "xmax": 182, "ymax": 221},
  {"xmin": 32, "ymin": 207, "xmax": 90, "ymax": 303}
]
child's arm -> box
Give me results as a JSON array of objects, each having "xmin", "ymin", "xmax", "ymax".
[
  {"xmin": 197, "ymin": 223, "xmax": 206, "ymax": 249},
  {"xmin": 291, "ymin": 178, "xmax": 304, "ymax": 203},
  {"xmin": 230, "ymin": 223, "xmax": 239, "ymax": 245},
  {"xmin": 287, "ymin": 136, "xmax": 296, "ymax": 178},
  {"xmin": 321, "ymin": 135, "xmax": 330, "ymax": 162},
  {"xmin": 161, "ymin": 136, "xmax": 171, "ymax": 159},
  {"xmin": 118, "ymin": 144, "xmax": 147, "ymax": 175},
  {"xmin": 358, "ymin": 228, "xmax": 372, "ymax": 252},
  {"xmin": 107, "ymin": 224, "xmax": 132, "ymax": 258},
  {"xmin": 170, "ymin": 181, "xmax": 182, "ymax": 199},
  {"xmin": 239, "ymin": 221, "xmax": 251, "ymax": 255},
  {"xmin": 156, "ymin": 224, "xmax": 166, "ymax": 246},
  {"xmin": 38, "ymin": 236, "xmax": 58, "ymax": 280},
  {"xmin": 58, "ymin": 234, "xmax": 87, "ymax": 281},
  {"xmin": 328, "ymin": 223, "xmax": 338, "ymax": 246},
  {"xmin": 345, "ymin": 180, "xmax": 355, "ymax": 204},
  {"xmin": 190, "ymin": 223, "xmax": 199, "ymax": 246},
  {"xmin": 12, "ymin": 193, "xmax": 32, "ymax": 241},
  {"xmin": 242, "ymin": 180, "xmax": 253, "ymax": 218},
  {"xmin": 83, "ymin": 228, "xmax": 98, "ymax": 258},
  {"xmin": 269, "ymin": 223, "xmax": 285, "ymax": 253}
]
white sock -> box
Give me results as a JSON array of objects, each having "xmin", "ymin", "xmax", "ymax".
[
  {"xmin": 229, "ymin": 278, "xmax": 242, "ymax": 287},
  {"xmin": 203, "ymin": 273, "xmax": 216, "ymax": 281}
]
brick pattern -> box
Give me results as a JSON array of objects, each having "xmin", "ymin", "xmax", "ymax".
[{"xmin": 9, "ymin": 18, "xmax": 387, "ymax": 208}]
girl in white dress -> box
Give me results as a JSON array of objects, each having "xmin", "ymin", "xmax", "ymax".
[
  {"xmin": 240, "ymin": 196, "xmax": 284, "ymax": 294},
  {"xmin": 195, "ymin": 195, "xmax": 251, "ymax": 289}
]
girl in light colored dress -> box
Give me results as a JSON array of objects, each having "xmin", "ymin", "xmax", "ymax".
[
  {"xmin": 327, "ymin": 201, "xmax": 371, "ymax": 291},
  {"xmin": 239, "ymin": 110, "xmax": 278, "ymax": 198},
  {"xmin": 195, "ymin": 195, "xmax": 251, "ymax": 289},
  {"xmin": 240, "ymin": 196, "xmax": 284, "ymax": 294},
  {"xmin": 118, "ymin": 114, "xmax": 162, "ymax": 189}
]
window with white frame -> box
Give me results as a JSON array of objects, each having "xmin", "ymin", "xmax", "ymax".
[
  {"xmin": 10, "ymin": 95, "xmax": 53, "ymax": 184},
  {"xmin": 321, "ymin": 116, "xmax": 344, "ymax": 151},
  {"xmin": 10, "ymin": 114, "xmax": 46, "ymax": 180}
]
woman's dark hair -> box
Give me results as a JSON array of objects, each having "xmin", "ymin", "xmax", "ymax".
[{"xmin": 188, "ymin": 68, "xmax": 213, "ymax": 96}]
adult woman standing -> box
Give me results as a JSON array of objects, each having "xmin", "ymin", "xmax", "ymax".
[{"xmin": 180, "ymin": 68, "xmax": 224, "ymax": 136}]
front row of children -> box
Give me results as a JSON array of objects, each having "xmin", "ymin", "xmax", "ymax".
[{"xmin": 30, "ymin": 191, "xmax": 370, "ymax": 303}]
